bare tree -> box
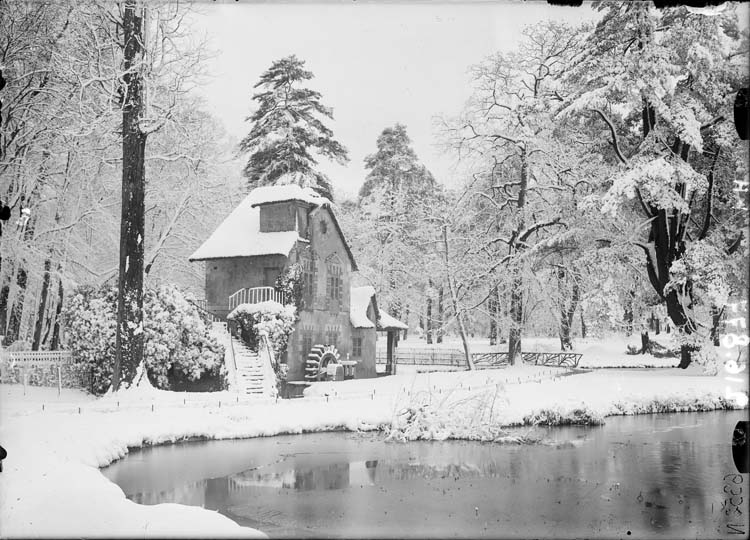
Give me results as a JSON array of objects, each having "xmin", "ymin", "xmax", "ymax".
[{"xmin": 440, "ymin": 22, "xmax": 582, "ymax": 363}]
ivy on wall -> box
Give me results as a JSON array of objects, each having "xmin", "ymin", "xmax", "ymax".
[{"xmin": 275, "ymin": 262, "xmax": 304, "ymax": 310}]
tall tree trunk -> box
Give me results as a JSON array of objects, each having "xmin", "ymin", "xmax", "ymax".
[
  {"xmin": 0, "ymin": 284, "xmax": 9, "ymax": 338},
  {"xmin": 499, "ymin": 289, "xmax": 507, "ymax": 344},
  {"xmin": 557, "ymin": 267, "xmax": 579, "ymax": 351},
  {"xmin": 442, "ymin": 225, "xmax": 474, "ymax": 370},
  {"xmin": 507, "ymin": 146, "xmax": 528, "ymax": 366},
  {"xmin": 50, "ymin": 274, "xmax": 64, "ymax": 350},
  {"xmin": 426, "ymin": 281, "xmax": 433, "ymax": 344},
  {"xmin": 580, "ymin": 308, "xmax": 587, "ymax": 339},
  {"xmin": 623, "ymin": 289, "xmax": 635, "ymax": 337},
  {"xmin": 437, "ymin": 285, "xmax": 444, "ymax": 344},
  {"xmin": 637, "ymin": 100, "xmax": 698, "ymax": 368},
  {"xmin": 113, "ymin": 1, "xmax": 147, "ymax": 391},
  {"xmin": 488, "ymin": 286, "xmax": 498, "ymax": 346},
  {"xmin": 403, "ymin": 304, "xmax": 409, "ymax": 340},
  {"xmin": 508, "ymin": 270, "xmax": 523, "ymax": 365},
  {"xmin": 5, "ymin": 268, "xmax": 26, "ymax": 345},
  {"xmin": 32, "ymin": 259, "xmax": 51, "ymax": 350},
  {"xmin": 639, "ymin": 331, "xmax": 650, "ymax": 355},
  {"xmin": 388, "ymin": 270, "xmax": 400, "ymax": 320},
  {"xmin": 710, "ymin": 304, "xmax": 723, "ymax": 347}
]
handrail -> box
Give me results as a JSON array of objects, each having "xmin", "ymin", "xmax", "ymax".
[
  {"xmin": 260, "ymin": 333, "xmax": 277, "ymax": 370},
  {"xmin": 261, "ymin": 333, "xmax": 279, "ymax": 398},
  {"xmin": 228, "ymin": 286, "xmax": 284, "ymax": 312},
  {"xmin": 187, "ymin": 299, "xmax": 223, "ymax": 322},
  {"xmin": 228, "ymin": 331, "xmax": 238, "ymax": 372}
]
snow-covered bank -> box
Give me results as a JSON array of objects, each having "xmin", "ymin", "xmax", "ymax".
[{"xmin": 1, "ymin": 365, "xmax": 746, "ymax": 538}]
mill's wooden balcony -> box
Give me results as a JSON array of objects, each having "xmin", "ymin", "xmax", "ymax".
[{"xmin": 228, "ymin": 286, "xmax": 285, "ymax": 312}]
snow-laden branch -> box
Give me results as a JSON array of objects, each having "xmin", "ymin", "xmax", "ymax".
[
  {"xmin": 591, "ymin": 108, "xmax": 627, "ymax": 165},
  {"xmin": 518, "ymin": 217, "xmax": 565, "ymax": 243}
]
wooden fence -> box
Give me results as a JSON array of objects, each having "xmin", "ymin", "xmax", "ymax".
[
  {"xmin": 1, "ymin": 350, "xmax": 73, "ymax": 365},
  {"xmin": 0, "ymin": 350, "xmax": 93, "ymax": 392},
  {"xmin": 376, "ymin": 347, "xmax": 466, "ymax": 367},
  {"xmin": 377, "ymin": 347, "xmax": 581, "ymax": 369}
]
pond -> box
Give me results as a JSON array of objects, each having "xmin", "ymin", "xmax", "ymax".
[{"xmin": 102, "ymin": 410, "xmax": 749, "ymax": 538}]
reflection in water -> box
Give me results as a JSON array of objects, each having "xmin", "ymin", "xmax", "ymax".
[{"xmin": 105, "ymin": 410, "xmax": 749, "ymax": 539}]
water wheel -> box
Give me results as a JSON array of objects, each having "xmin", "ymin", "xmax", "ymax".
[{"xmin": 304, "ymin": 345, "xmax": 341, "ymax": 381}]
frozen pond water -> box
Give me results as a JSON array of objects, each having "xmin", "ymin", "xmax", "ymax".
[{"xmin": 102, "ymin": 410, "xmax": 748, "ymax": 538}]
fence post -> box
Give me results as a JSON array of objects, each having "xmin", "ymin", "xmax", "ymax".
[{"xmin": 57, "ymin": 363, "xmax": 62, "ymax": 396}]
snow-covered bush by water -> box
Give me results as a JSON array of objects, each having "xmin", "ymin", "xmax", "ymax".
[
  {"xmin": 63, "ymin": 284, "xmax": 226, "ymax": 394},
  {"xmin": 384, "ymin": 383, "xmax": 537, "ymax": 443}
]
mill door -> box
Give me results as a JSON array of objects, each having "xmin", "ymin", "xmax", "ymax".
[{"xmin": 263, "ymin": 267, "xmax": 280, "ymax": 287}]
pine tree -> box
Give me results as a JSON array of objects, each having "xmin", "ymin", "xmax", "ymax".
[
  {"xmin": 360, "ymin": 124, "xmax": 435, "ymax": 199},
  {"xmin": 358, "ymin": 124, "xmax": 439, "ymax": 325},
  {"xmin": 239, "ymin": 55, "xmax": 349, "ymax": 200}
]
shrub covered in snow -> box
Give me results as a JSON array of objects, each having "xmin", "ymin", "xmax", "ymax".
[
  {"xmin": 227, "ymin": 301, "xmax": 296, "ymax": 360},
  {"xmin": 142, "ymin": 285, "xmax": 226, "ymax": 391},
  {"xmin": 63, "ymin": 285, "xmax": 118, "ymax": 394},
  {"xmin": 523, "ymin": 407, "xmax": 605, "ymax": 426},
  {"xmin": 63, "ymin": 284, "xmax": 226, "ymax": 394},
  {"xmin": 383, "ymin": 384, "xmax": 543, "ymax": 443}
]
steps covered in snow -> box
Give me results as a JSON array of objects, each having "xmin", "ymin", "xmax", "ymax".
[{"xmin": 230, "ymin": 337, "xmax": 277, "ymax": 397}]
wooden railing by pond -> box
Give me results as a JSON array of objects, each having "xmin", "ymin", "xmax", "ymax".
[
  {"xmin": 228, "ymin": 287, "xmax": 284, "ymax": 312},
  {"xmin": 521, "ymin": 352, "xmax": 581, "ymax": 367},
  {"xmin": 376, "ymin": 347, "xmax": 466, "ymax": 367},
  {"xmin": 1, "ymin": 350, "xmax": 73, "ymax": 365},
  {"xmin": 376, "ymin": 348, "xmax": 581, "ymax": 369},
  {"xmin": 473, "ymin": 351, "xmax": 582, "ymax": 369}
]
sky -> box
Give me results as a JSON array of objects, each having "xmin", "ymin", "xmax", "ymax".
[
  {"xmin": 187, "ymin": 0, "xmax": 605, "ymax": 200},
  {"xmin": 187, "ymin": 0, "xmax": 750, "ymax": 203}
]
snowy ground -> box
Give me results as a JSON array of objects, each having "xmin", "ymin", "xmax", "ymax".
[{"xmin": 1, "ymin": 347, "xmax": 746, "ymax": 538}]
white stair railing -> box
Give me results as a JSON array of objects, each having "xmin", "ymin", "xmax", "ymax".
[{"xmin": 228, "ymin": 287, "xmax": 284, "ymax": 312}]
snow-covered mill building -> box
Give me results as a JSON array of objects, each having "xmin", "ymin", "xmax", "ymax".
[{"xmin": 189, "ymin": 185, "xmax": 407, "ymax": 383}]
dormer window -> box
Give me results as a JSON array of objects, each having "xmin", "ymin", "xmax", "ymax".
[
  {"xmin": 259, "ymin": 201, "xmax": 311, "ymax": 234},
  {"xmin": 320, "ymin": 220, "xmax": 327, "ymax": 234},
  {"xmin": 259, "ymin": 202, "xmax": 296, "ymax": 232}
]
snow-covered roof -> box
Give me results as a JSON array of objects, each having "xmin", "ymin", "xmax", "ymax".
[
  {"xmin": 350, "ymin": 286, "xmax": 376, "ymax": 328},
  {"xmin": 349, "ymin": 285, "xmax": 408, "ymax": 331},
  {"xmin": 189, "ymin": 184, "xmax": 357, "ymax": 270},
  {"xmin": 249, "ymin": 184, "xmax": 331, "ymax": 207},
  {"xmin": 188, "ymin": 190, "xmax": 301, "ymax": 261},
  {"xmin": 378, "ymin": 310, "xmax": 409, "ymax": 331}
]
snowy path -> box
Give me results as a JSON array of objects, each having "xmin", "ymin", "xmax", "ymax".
[{"xmin": 0, "ymin": 366, "xmax": 746, "ymax": 538}]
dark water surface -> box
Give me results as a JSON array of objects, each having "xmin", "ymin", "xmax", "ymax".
[{"xmin": 102, "ymin": 410, "xmax": 749, "ymax": 538}]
